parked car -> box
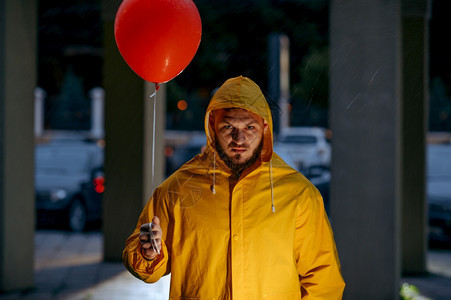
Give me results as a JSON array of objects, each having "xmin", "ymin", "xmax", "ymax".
[
  {"xmin": 427, "ymin": 143, "xmax": 451, "ymax": 243},
  {"xmin": 275, "ymin": 126, "xmax": 331, "ymax": 177},
  {"xmin": 35, "ymin": 140, "xmax": 105, "ymax": 232}
]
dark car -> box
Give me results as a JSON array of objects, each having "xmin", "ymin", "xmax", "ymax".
[
  {"xmin": 427, "ymin": 143, "xmax": 451, "ymax": 243},
  {"xmin": 35, "ymin": 140, "xmax": 105, "ymax": 232},
  {"xmin": 166, "ymin": 134, "xmax": 206, "ymax": 176}
]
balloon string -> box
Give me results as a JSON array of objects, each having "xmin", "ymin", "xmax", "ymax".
[
  {"xmin": 150, "ymin": 84, "xmax": 158, "ymax": 193},
  {"xmin": 150, "ymin": 83, "xmax": 160, "ymax": 98}
]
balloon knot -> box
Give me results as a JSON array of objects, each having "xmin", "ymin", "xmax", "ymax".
[{"xmin": 155, "ymin": 83, "xmax": 160, "ymax": 91}]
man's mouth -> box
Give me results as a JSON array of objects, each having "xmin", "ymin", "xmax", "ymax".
[
  {"xmin": 229, "ymin": 144, "xmax": 247, "ymax": 153},
  {"xmin": 231, "ymin": 147, "xmax": 246, "ymax": 154}
]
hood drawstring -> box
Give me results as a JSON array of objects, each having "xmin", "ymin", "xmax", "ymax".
[
  {"xmin": 270, "ymin": 159, "xmax": 275, "ymax": 212},
  {"xmin": 212, "ymin": 151, "xmax": 216, "ymax": 194}
]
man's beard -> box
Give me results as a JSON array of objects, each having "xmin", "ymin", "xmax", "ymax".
[{"xmin": 215, "ymin": 139, "xmax": 264, "ymax": 178}]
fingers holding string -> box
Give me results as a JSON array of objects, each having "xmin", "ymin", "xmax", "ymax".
[{"xmin": 139, "ymin": 220, "xmax": 161, "ymax": 254}]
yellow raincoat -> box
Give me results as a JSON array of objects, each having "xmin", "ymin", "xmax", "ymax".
[{"xmin": 123, "ymin": 76, "xmax": 345, "ymax": 299}]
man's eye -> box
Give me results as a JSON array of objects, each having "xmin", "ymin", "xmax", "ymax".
[
  {"xmin": 247, "ymin": 125, "xmax": 255, "ymax": 130},
  {"xmin": 224, "ymin": 125, "xmax": 232, "ymax": 130}
]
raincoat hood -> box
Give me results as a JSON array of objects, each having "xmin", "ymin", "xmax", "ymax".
[{"xmin": 205, "ymin": 76, "xmax": 273, "ymax": 163}]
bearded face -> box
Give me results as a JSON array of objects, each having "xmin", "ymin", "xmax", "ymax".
[
  {"xmin": 215, "ymin": 138, "xmax": 264, "ymax": 176},
  {"xmin": 211, "ymin": 108, "xmax": 267, "ymax": 176}
]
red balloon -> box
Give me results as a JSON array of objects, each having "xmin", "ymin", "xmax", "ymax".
[{"xmin": 114, "ymin": 0, "xmax": 202, "ymax": 84}]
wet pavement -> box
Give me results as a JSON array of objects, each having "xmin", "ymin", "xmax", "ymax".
[
  {"xmin": 0, "ymin": 230, "xmax": 170, "ymax": 300},
  {"xmin": 401, "ymin": 249, "xmax": 451, "ymax": 300},
  {"xmin": 0, "ymin": 230, "xmax": 450, "ymax": 299}
]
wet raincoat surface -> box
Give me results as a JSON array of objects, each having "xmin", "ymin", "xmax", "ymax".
[{"xmin": 123, "ymin": 76, "xmax": 345, "ymax": 299}]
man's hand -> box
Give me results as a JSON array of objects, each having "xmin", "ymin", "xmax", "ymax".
[{"xmin": 139, "ymin": 216, "xmax": 162, "ymax": 260}]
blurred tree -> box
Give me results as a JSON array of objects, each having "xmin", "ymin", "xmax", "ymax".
[
  {"xmin": 429, "ymin": 0, "xmax": 451, "ymax": 97},
  {"xmin": 38, "ymin": 0, "xmax": 102, "ymax": 131},
  {"xmin": 168, "ymin": 0, "xmax": 330, "ymax": 129},
  {"xmin": 39, "ymin": 0, "xmax": 102, "ymax": 93},
  {"xmin": 429, "ymin": 77, "xmax": 451, "ymax": 131},
  {"xmin": 429, "ymin": 0, "xmax": 451, "ymax": 132},
  {"xmin": 291, "ymin": 46, "xmax": 329, "ymax": 126},
  {"xmin": 36, "ymin": 0, "xmax": 450, "ymax": 131},
  {"xmin": 37, "ymin": 0, "xmax": 331, "ymax": 130},
  {"xmin": 48, "ymin": 67, "xmax": 91, "ymax": 130}
]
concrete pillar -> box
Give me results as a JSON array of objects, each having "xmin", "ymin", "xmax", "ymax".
[
  {"xmin": 330, "ymin": 0, "xmax": 402, "ymax": 299},
  {"xmin": 400, "ymin": 0, "xmax": 430, "ymax": 275},
  {"xmin": 0, "ymin": 0, "xmax": 37, "ymax": 292},
  {"xmin": 102, "ymin": 0, "xmax": 166, "ymax": 261}
]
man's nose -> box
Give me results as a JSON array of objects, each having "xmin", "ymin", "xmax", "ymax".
[{"xmin": 231, "ymin": 129, "xmax": 245, "ymax": 142}]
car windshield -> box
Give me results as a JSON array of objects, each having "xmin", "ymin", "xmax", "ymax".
[{"xmin": 280, "ymin": 135, "xmax": 317, "ymax": 144}]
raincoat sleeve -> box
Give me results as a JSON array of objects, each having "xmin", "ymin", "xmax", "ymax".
[
  {"xmin": 122, "ymin": 190, "xmax": 171, "ymax": 283},
  {"xmin": 294, "ymin": 184, "xmax": 345, "ymax": 299}
]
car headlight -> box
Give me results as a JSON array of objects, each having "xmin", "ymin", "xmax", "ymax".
[{"xmin": 50, "ymin": 189, "xmax": 68, "ymax": 202}]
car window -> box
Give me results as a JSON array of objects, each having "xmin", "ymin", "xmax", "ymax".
[
  {"xmin": 427, "ymin": 145, "xmax": 451, "ymax": 177},
  {"xmin": 280, "ymin": 135, "xmax": 317, "ymax": 144},
  {"xmin": 36, "ymin": 147, "xmax": 91, "ymax": 173}
]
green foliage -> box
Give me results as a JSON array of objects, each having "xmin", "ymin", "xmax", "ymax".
[
  {"xmin": 399, "ymin": 283, "xmax": 431, "ymax": 300},
  {"xmin": 293, "ymin": 45, "xmax": 329, "ymax": 107},
  {"xmin": 168, "ymin": 0, "xmax": 330, "ymax": 129}
]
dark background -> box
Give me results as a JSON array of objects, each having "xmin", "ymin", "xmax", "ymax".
[{"xmin": 37, "ymin": 0, "xmax": 451, "ymax": 132}]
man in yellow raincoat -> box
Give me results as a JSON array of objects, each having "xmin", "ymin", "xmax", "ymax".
[{"xmin": 123, "ymin": 76, "xmax": 345, "ymax": 299}]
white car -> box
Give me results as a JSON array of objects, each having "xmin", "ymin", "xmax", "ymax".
[{"xmin": 274, "ymin": 126, "xmax": 331, "ymax": 176}]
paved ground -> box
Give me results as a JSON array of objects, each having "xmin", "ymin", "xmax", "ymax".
[
  {"xmin": 0, "ymin": 230, "xmax": 450, "ymax": 299},
  {"xmin": 401, "ymin": 249, "xmax": 451, "ymax": 300},
  {"xmin": 0, "ymin": 230, "xmax": 170, "ymax": 300}
]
